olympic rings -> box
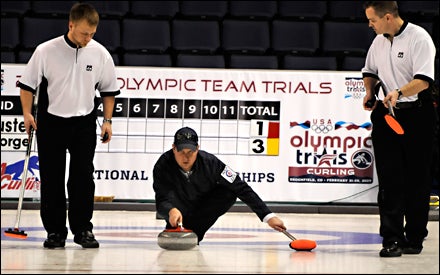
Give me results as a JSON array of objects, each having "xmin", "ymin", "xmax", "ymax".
[{"xmin": 311, "ymin": 124, "xmax": 333, "ymax": 134}]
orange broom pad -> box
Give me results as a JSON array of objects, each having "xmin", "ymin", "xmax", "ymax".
[
  {"xmin": 4, "ymin": 228, "xmax": 28, "ymax": 239},
  {"xmin": 385, "ymin": 114, "xmax": 404, "ymax": 135}
]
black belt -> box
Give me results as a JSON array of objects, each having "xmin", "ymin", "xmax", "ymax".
[{"xmin": 395, "ymin": 100, "xmax": 422, "ymax": 109}]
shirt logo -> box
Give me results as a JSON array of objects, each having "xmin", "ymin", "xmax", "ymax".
[
  {"xmin": 397, "ymin": 52, "xmax": 404, "ymax": 58},
  {"xmin": 86, "ymin": 65, "xmax": 93, "ymax": 71},
  {"xmin": 221, "ymin": 165, "xmax": 237, "ymax": 183}
]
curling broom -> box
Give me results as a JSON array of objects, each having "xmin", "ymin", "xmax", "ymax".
[
  {"xmin": 376, "ymin": 81, "xmax": 405, "ymax": 135},
  {"xmin": 4, "ymin": 86, "xmax": 39, "ymax": 239}
]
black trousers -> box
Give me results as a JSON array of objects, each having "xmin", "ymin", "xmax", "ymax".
[
  {"xmin": 37, "ymin": 111, "xmax": 97, "ymax": 237},
  {"xmin": 371, "ymin": 99, "xmax": 436, "ymax": 247},
  {"xmin": 165, "ymin": 185, "xmax": 237, "ymax": 243}
]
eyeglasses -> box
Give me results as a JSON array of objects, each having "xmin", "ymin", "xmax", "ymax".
[{"xmin": 175, "ymin": 132, "xmax": 198, "ymax": 142}]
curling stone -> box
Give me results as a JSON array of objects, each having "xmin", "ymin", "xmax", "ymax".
[{"xmin": 157, "ymin": 224, "xmax": 198, "ymax": 250}]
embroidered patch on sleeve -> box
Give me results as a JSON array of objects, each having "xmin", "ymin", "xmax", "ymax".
[{"xmin": 221, "ymin": 165, "xmax": 237, "ymax": 183}]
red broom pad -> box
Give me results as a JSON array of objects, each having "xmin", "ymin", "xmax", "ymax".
[
  {"xmin": 282, "ymin": 230, "xmax": 316, "ymax": 251},
  {"xmin": 289, "ymin": 239, "xmax": 317, "ymax": 251},
  {"xmin": 384, "ymin": 114, "xmax": 404, "ymax": 135},
  {"xmin": 4, "ymin": 228, "xmax": 28, "ymax": 239}
]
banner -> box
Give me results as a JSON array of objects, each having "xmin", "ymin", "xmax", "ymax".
[{"xmin": 1, "ymin": 64, "xmax": 377, "ymax": 203}]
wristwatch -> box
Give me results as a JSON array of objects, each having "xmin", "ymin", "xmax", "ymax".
[
  {"xmin": 396, "ymin": 89, "xmax": 403, "ymax": 99},
  {"xmin": 103, "ymin": 118, "xmax": 112, "ymax": 124}
]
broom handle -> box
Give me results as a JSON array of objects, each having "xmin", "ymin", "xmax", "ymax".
[
  {"xmin": 282, "ymin": 229, "xmax": 297, "ymax": 241},
  {"xmin": 14, "ymin": 87, "xmax": 39, "ymax": 228},
  {"xmin": 378, "ymin": 80, "xmax": 397, "ymax": 118},
  {"xmin": 388, "ymin": 103, "xmax": 396, "ymax": 117},
  {"xmin": 15, "ymin": 129, "xmax": 34, "ymax": 228}
]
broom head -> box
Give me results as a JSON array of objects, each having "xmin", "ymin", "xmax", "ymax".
[{"xmin": 4, "ymin": 228, "xmax": 28, "ymax": 239}]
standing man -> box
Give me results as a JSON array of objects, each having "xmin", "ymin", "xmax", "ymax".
[
  {"xmin": 19, "ymin": 3, "xmax": 120, "ymax": 248},
  {"xmin": 362, "ymin": 1, "xmax": 437, "ymax": 257},
  {"xmin": 153, "ymin": 127, "xmax": 286, "ymax": 244}
]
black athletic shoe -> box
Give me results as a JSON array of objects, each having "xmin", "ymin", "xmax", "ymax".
[
  {"xmin": 402, "ymin": 244, "xmax": 423, "ymax": 254},
  {"xmin": 379, "ymin": 242, "xmax": 402, "ymax": 257},
  {"xmin": 74, "ymin": 230, "xmax": 99, "ymax": 248},
  {"xmin": 43, "ymin": 233, "xmax": 66, "ymax": 248}
]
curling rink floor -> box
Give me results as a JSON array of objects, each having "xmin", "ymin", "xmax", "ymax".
[{"xmin": 1, "ymin": 209, "xmax": 438, "ymax": 274}]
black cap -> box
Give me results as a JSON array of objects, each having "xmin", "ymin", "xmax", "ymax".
[{"xmin": 174, "ymin": 127, "xmax": 199, "ymax": 151}]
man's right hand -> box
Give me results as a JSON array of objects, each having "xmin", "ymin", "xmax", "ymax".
[
  {"xmin": 364, "ymin": 95, "xmax": 377, "ymax": 109},
  {"xmin": 268, "ymin": 216, "xmax": 286, "ymax": 232},
  {"xmin": 23, "ymin": 113, "xmax": 37, "ymax": 135},
  {"xmin": 168, "ymin": 208, "xmax": 183, "ymax": 227}
]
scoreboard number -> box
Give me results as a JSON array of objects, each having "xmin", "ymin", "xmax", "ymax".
[{"xmin": 249, "ymin": 120, "xmax": 279, "ymax": 156}]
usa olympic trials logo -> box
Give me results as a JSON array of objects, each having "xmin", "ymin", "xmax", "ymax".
[
  {"xmin": 344, "ymin": 77, "xmax": 366, "ymax": 100},
  {"xmin": 290, "ymin": 119, "xmax": 372, "ymax": 132}
]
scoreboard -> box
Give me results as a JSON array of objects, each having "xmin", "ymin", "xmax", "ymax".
[{"xmin": 95, "ymin": 98, "xmax": 280, "ymax": 155}]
